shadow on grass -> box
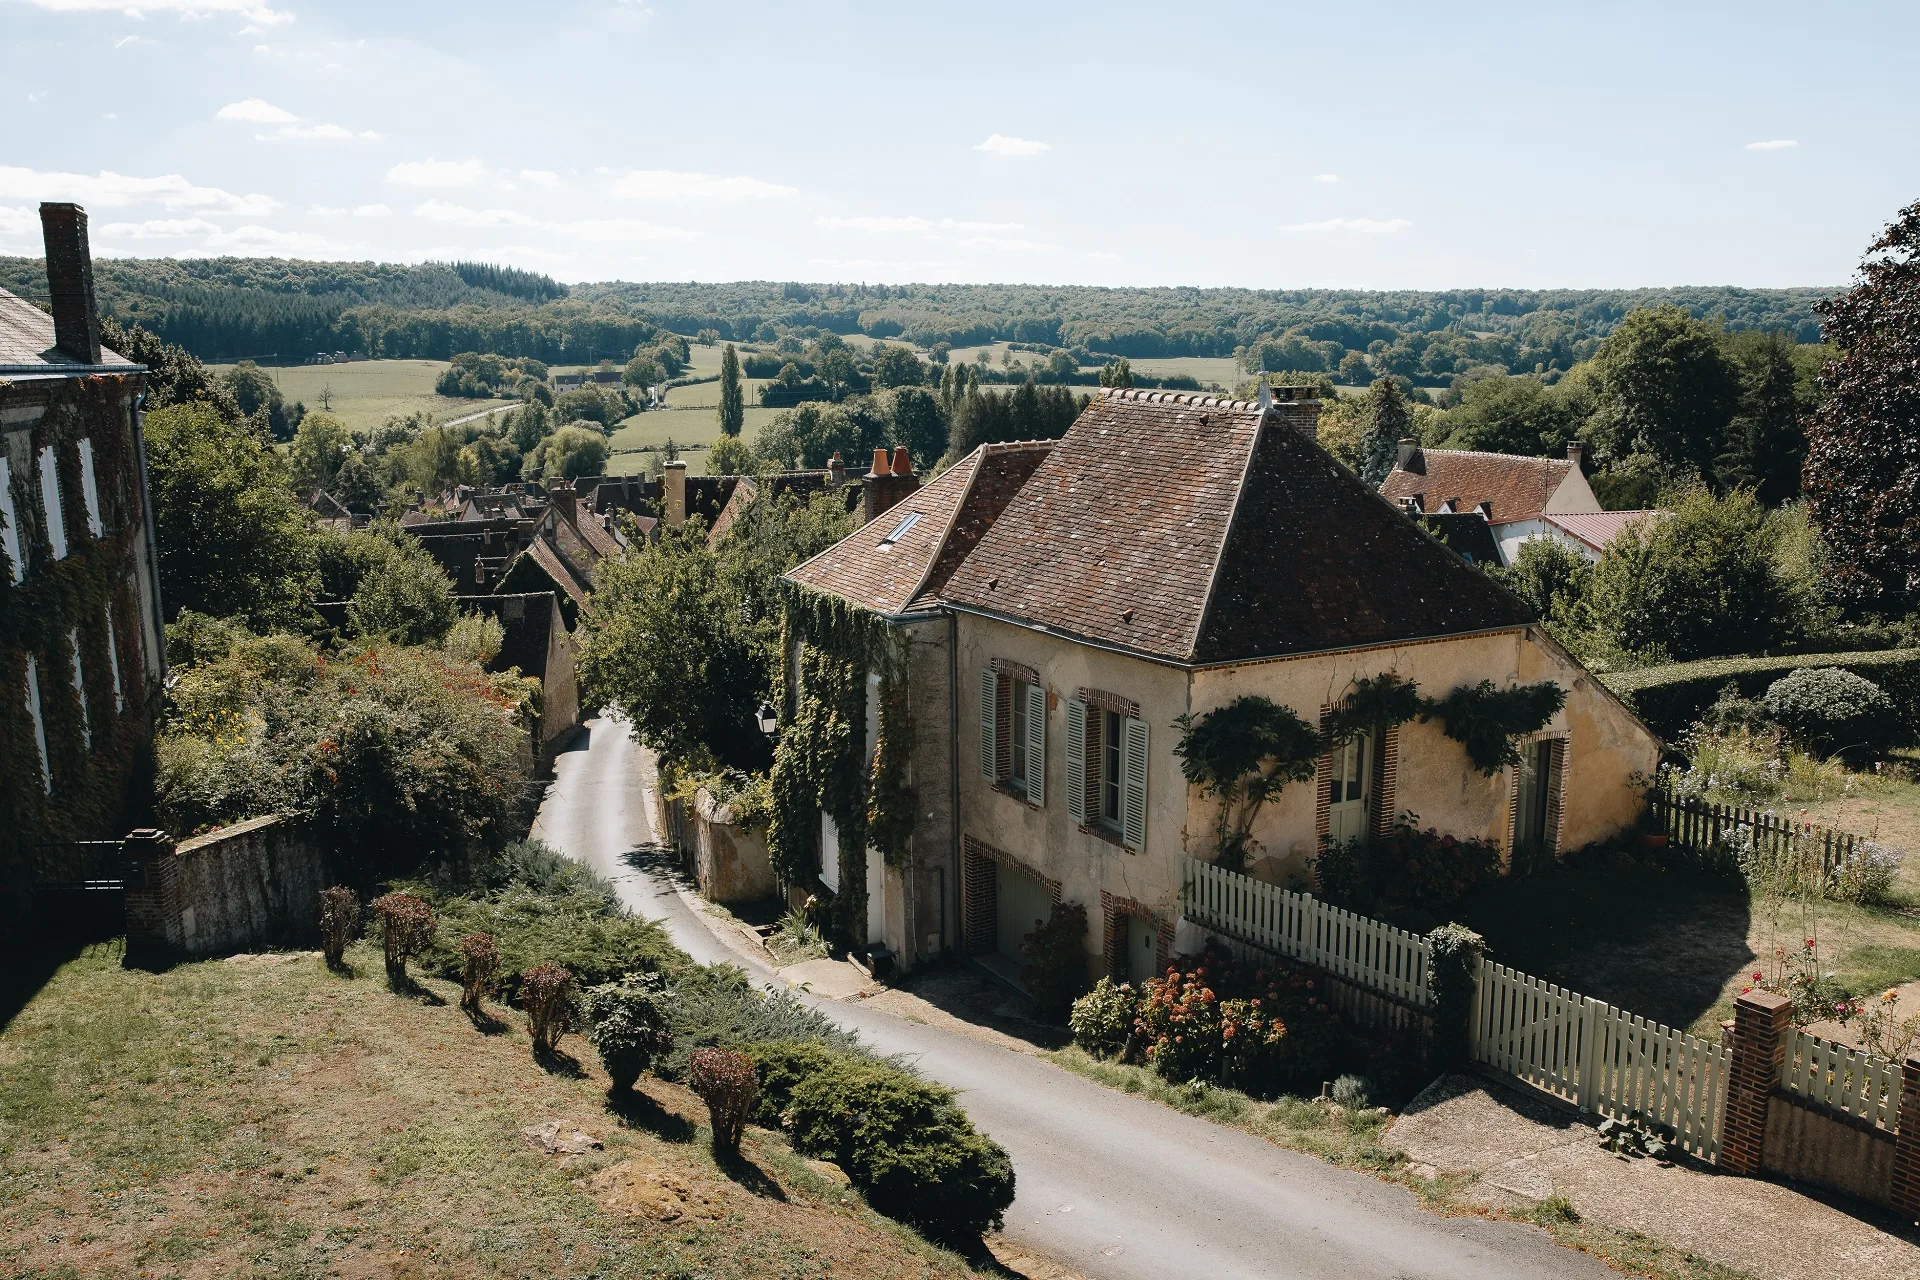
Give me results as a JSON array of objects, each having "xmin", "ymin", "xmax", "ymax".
[
  {"xmin": 463, "ymin": 1004, "xmax": 510, "ymax": 1036},
  {"xmin": 324, "ymin": 957, "xmax": 359, "ymax": 980},
  {"xmin": 605, "ymin": 1086, "xmax": 696, "ymax": 1143},
  {"xmin": 1, "ymin": 935, "xmax": 116, "ymax": 1032},
  {"xmin": 386, "ymin": 972, "xmax": 448, "ymax": 1006},
  {"xmin": 1452, "ymin": 860, "xmax": 1754, "ymax": 1032},
  {"xmin": 716, "ymin": 1148, "xmax": 788, "ymax": 1200},
  {"xmin": 533, "ymin": 1044, "xmax": 588, "ymax": 1078}
]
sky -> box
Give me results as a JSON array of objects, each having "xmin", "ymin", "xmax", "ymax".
[{"xmin": 1, "ymin": 0, "xmax": 1916, "ymax": 290}]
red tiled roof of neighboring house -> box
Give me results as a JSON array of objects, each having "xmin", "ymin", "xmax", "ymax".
[
  {"xmin": 1381, "ymin": 447, "xmax": 1574, "ymax": 525},
  {"xmin": 568, "ymin": 508, "xmax": 625, "ymax": 561},
  {"xmin": 519, "ymin": 536, "xmax": 589, "ymax": 608},
  {"xmin": 784, "ymin": 442, "xmax": 1055, "ymax": 617},
  {"xmin": 1544, "ymin": 509, "xmax": 1659, "ymax": 554},
  {"xmin": 940, "ymin": 390, "xmax": 1533, "ymax": 665}
]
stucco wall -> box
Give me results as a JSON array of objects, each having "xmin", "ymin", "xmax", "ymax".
[
  {"xmin": 899, "ymin": 615, "xmax": 955, "ymax": 967},
  {"xmin": 122, "ymin": 816, "xmax": 328, "ymax": 959},
  {"xmin": 690, "ymin": 787, "xmax": 776, "ymax": 904}
]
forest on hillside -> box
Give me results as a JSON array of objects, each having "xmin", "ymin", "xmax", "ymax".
[{"xmin": 0, "ymin": 255, "xmax": 1830, "ymax": 371}]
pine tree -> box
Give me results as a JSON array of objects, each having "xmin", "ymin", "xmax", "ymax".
[
  {"xmin": 1357, "ymin": 377, "xmax": 1412, "ymax": 485},
  {"xmin": 718, "ymin": 343, "xmax": 745, "ymax": 437}
]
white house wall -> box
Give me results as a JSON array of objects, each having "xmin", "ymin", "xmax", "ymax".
[{"xmin": 1494, "ymin": 519, "xmax": 1600, "ymax": 566}]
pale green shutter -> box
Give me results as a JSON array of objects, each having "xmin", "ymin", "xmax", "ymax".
[
  {"xmin": 1122, "ymin": 715, "xmax": 1149, "ymax": 850},
  {"xmin": 1065, "ymin": 696, "xmax": 1087, "ymax": 824},
  {"xmin": 1025, "ymin": 682, "xmax": 1047, "ymax": 808},
  {"xmin": 979, "ymin": 666, "xmax": 998, "ymax": 781}
]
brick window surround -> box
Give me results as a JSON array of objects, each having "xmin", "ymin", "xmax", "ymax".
[
  {"xmin": 1074, "ymin": 687, "xmax": 1138, "ymax": 847},
  {"xmin": 961, "ymin": 834, "xmax": 1060, "ymax": 955},
  {"xmin": 1507, "ymin": 732, "xmax": 1568, "ymax": 861},
  {"xmin": 1100, "ymin": 889, "xmax": 1174, "ymax": 980},
  {"xmin": 1314, "ymin": 705, "xmax": 1400, "ymax": 846}
]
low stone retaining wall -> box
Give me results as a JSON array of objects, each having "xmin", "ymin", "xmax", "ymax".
[
  {"xmin": 686, "ymin": 788, "xmax": 775, "ymax": 905},
  {"xmin": 122, "ymin": 817, "xmax": 329, "ymax": 960},
  {"xmin": 1764, "ymin": 1091, "xmax": 1896, "ymax": 1205}
]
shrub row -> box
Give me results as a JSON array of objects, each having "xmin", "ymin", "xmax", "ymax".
[
  {"xmin": 741, "ymin": 1041, "xmax": 1015, "ymax": 1239},
  {"xmin": 1600, "ymin": 648, "xmax": 1920, "ymax": 742}
]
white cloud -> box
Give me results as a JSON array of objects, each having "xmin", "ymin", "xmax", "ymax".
[
  {"xmin": 205, "ymin": 225, "xmax": 360, "ymax": 257},
  {"xmin": 959, "ymin": 235, "xmax": 1057, "ymax": 252},
  {"xmin": 263, "ymin": 123, "xmax": 378, "ymax": 141},
  {"xmin": 816, "ymin": 215, "xmax": 932, "ymax": 233},
  {"xmin": 413, "ymin": 200, "xmax": 539, "ymax": 227},
  {"xmin": 1744, "ymin": 139, "xmax": 1799, "ymax": 151},
  {"xmin": 1315, "ymin": 173, "xmax": 1339, "ymax": 183},
  {"xmin": 98, "ymin": 217, "xmax": 222, "ymax": 239},
  {"xmin": 0, "ymin": 206, "xmax": 36, "ymax": 237},
  {"xmin": 519, "ymin": 169, "xmax": 563, "ymax": 190},
  {"xmin": 310, "ymin": 205, "xmax": 344, "ymax": 216},
  {"xmin": 973, "ymin": 133, "xmax": 1049, "ymax": 157},
  {"xmin": 114, "ymin": 34, "xmax": 151, "ymax": 48},
  {"xmin": 0, "ymin": 166, "xmax": 276, "ymax": 215},
  {"xmin": 25, "ymin": 0, "xmax": 294, "ymax": 25},
  {"xmin": 564, "ymin": 218, "xmax": 699, "ymax": 243},
  {"xmin": 27, "ymin": 91, "xmax": 47, "ymax": 104},
  {"xmin": 610, "ymin": 169, "xmax": 796, "ymax": 201},
  {"xmin": 387, "ymin": 158, "xmax": 489, "ymax": 187},
  {"xmin": 1280, "ymin": 217, "xmax": 1412, "ymax": 234},
  {"xmin": 352, "ymin": 203, "xmax": 391, "ymax": 217},
  {"xmin": 216, "ymin": 97, "xmax": 297, "ymax": 123}
]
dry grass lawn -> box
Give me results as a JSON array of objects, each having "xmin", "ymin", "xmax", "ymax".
[
  {"xmin": 206, "ymin": 360, "xmax": 513, "ymax": 437},
  {"xmin": 0, "ymin": 941, "xmax": 988, "ymax": 1280}
]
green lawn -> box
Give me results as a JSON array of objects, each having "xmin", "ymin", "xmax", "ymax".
[{"xmin": 206, "ymin": 359, "xmax": 514, "ymax": 436}]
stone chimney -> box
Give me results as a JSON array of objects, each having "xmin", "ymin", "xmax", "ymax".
[
  {"xmin": 827, "ymin": 451, "xmax": 846, "ymax": 486},
  {"xmin": 40, "ymin": 203, "xmax": 101, "ymax": 365},
  {"xmin": 1257, "ymin": 384, "xmax": 1320, "ymax": 441},
  {"xmin": 550, "ymin": 479, "xmax": 578, "ymax": 527},
  {"xmin": 664, "ymin": 460, "xmax": 688, "ymax": 528},
  {"xmin": 1566, "ymin": 441, "xmax": 1585, "ymax": 467},
  {"xmin": 1396, "ymin": 437, "xmax": 1424, "ymax": 473},
  {"xmin": 863, "ymin": 445, "xmax": 919, "ymax": 524}
]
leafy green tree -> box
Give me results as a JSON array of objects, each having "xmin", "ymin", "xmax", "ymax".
[
  {"xmin": 143, "ymin": 402, "xmax": 320, "ymax": 628},
  {"xmin": 1589, "ymin": 305, "xmax": 1739, "ymax": 479},
  {"xmin": 1098, "ymin": 358, "xmax": 1133, "ymax": 388},
  {"xmin": 289, "ymin": 412, "xmax": 353, "ymax": 496},
  {"xmin": 346, "ymin": 532, "xmax": 458, "ymax": 645},
  {"xmin": 1717, "ymin": 330, "xmax": 1813, "ymax": 506},
  {"xmin": 508, "ymin": 402, "xmax": 553, "ymax": 454},
  {"xmin": 1806, "ymin": 200, "xmax": 1920, "ymax": 616},
  {"xmin": 870, "ymin": 344, "xmax": 927, "ymax": 390},
  {"xmin": 556, "ymin": 386, "xmax": 623, "ymax": 429},
  {"xmin": 883, "ymin": 386, "xmax": 948, "ymax": 469},
  {"xmin": 100, "ymin": 317, "xmax": 244, "ymax": 422},
  {"xmin": 222, "ymin": 359, "xmax": 293, "ymax": 439},
  {"xmin": 407, "ymin": 427, "xmax": 463, "ymax": 496},
  {"xmin": 718, "ymin": 343, "xmax": 745, "ymax": 435},
  {"xmin": 458, "ymin": 434, "xmax": 523, "ymax": 486},
  {"xmin": 818, "ymin": 348, "xmax": 863, "ymax": 401},
  {"xmin": 1356, "ymin": 378, "xmax": 1413, "ymax": 484},
  {"xmin": 624, "ymin": 355, "xmax": 663, "ymax": 390},
  {"xmin": 331, "ymin": 453, "xmax": 385, "ymax": 514},
  {"xmin": 707, "ymin": 433, "xmax": 755, "ymax": 476},
  {"xmin": 1439, "ymin": 376, "xmax": 1573, "ymax": 457},
  {"xmin": 1488, "ymin": 537, "xmax": 1592, "ymax": 624},
  {"xmin": 528, "ymin": 425, "xmax": 610, "ymax": 481}
]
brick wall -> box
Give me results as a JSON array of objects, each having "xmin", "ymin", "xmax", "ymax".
[{"xmin": 122, "ymin": 816, "xmax": 329, "ymax": 960}]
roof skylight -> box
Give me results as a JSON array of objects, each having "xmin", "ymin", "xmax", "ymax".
[{"xmin": 879, "ymin": 510, "xmax": 923, "ymax": 546}]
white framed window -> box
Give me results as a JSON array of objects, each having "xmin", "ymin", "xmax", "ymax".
[
  {"xmin": 79, "ymin": 438, "xmax": 104, "ymax": 537},
  {"xmin": 38, "ymin": 445, "xmax": 67, "ymax": 561},
  {"xmin": 104, "ymin": 604, "xmax": 124, "ymax": 714},
  {"xmin": 25, "ymin": 654, "xmax": 50, "ymax": 792},
  {"xmin": 1328, "ymin": 731, "xmax": 1372, "ymax": 844},
  {"xmin": 0, "ymin": 456, "xmax": 20, "ymax": 583}
]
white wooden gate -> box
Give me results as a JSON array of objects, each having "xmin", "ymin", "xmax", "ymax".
[{"xmin": 1783, "ymin": 1029, "xmax": 1900, "ymax": 1130}]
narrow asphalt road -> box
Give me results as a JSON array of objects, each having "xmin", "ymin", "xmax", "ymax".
[{"xmin": 532, "ymin": 716, "xmax": 1612, "ymax": 1280}]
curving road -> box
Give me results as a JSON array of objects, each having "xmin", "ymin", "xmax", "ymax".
[{"xmin": 533, "ymin": 715, "xmax": 1611, "ymax": 1280}]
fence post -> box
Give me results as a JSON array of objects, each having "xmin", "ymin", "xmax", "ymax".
[
  {"xmin": 1890, "ymin": 1057, "xmax": 1920, "ymax": 1222},
  {"xmin": 1719, "ymin": 990, "xmax": 1791, "ymax": 1176},
  {"xmin": 1577, "ymin": 996, "xmax": 1605, "ymax": 1113}
]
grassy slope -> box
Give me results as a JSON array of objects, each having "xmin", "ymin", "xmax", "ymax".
[
  {"xmin": 0, "ymin": 942, "xmax": 983, "ymax": 1280},
  {"xmin": 205, "ymin": 359, "xmax": 514, "ymax": 436}
]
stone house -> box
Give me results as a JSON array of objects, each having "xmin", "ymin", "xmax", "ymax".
[
  {"xmin": 781, "ymin": 387, "xmax": 1659, "ymax": 983},
  {"xmin": 0, "ymin": 204, "xmax": 168, "ymax": 926},
  {"xmin": 1381, "ymin": 439, "xmax": 1656, "ymax": 565}
]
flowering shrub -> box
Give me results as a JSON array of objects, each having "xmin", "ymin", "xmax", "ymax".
[
  {"xmin": 1370, "ymin": 817, "xmax": 1501, "ymax": 911},
  {"xmin": 690, "ymin": 1047, "xmax": 760, "ymax": 1157},
  {"xmin": 1020, "ymin": 901, "xmax": 1089, "ymax": 1021},
  {"xmin": 1132, "ymin": 944, "xmax": 1339, "ymax": 1096},
  {"xmin": 521, "ymin": 962, "xmax": 575, "ymax": 1054},
  {"xmin": 1069, "ymin": 978, "xmax": 1139, "ymax": 1057},
  {"xmin": 371, "ymin": 891, "xmax": 435, "ymax": 985},
  {"xmin": 1741, "ymin": 938, "xmax": 1853, "ymax": 1027},
  {"xmin": 1855, "ymin": 988, "xmax": 1920, "ymax": 1061},
  {"xmin": 319, "ymin": 884, "xmax": 358, "ymax": 968},
  {"xmin": 456, "ymin": 932, "xmax": 500, "ymax": 1013}
]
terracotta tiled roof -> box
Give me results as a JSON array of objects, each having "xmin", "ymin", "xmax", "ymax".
[
  {"xmin": 1544, "ymin": 510, "xmax": 1659, "ymax": 554},
  {"xmin": 1381, "ymin": 447, "xmax": 1574, "ymax": 525},
  {"xmin": 941, "ymin": 390, "xmax": 1532, "ymax": 664},
  {"xmin": 519, "ymin": 537, "xmax": 588, "ymax": 608},
  {"xmin": 785, "ymin": 443, "xmax": 1055, "ymax": 617}
]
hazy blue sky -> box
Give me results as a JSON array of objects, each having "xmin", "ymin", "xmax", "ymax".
[{"xmin": 2, "ymin": 0, "xmax": 1915, "ymax": 288}]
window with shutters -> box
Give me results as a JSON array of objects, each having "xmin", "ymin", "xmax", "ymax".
[
  {"xmin": 981, "ymin": 662, "xmax": 1045, "ymax": 807},
  {"xmin": 1067, "ymin": 689, "xmax": 1147, "ymax": 851}
]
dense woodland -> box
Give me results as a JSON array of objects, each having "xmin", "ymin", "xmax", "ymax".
[{"xmin": 0, "ymin": 255, "xmax": 1827, "ymax": 371}]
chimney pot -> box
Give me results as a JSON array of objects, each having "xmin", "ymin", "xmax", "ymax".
[
  {"xmin": 891, "ymin": 445, "xmax": 912, "ymax": 476},
  {"xmin": 868, "ymin": 447, "xmax": 891, "ymax": 478},
  {"xmin": 1566, "ymin": 441, "xmax": 1585, "ymax": 466},
  {"xmin": 40, "ymin": 203, "xmax": 101, "ymax": 365}
]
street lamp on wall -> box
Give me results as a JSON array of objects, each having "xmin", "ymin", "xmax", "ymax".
[{"xmin": 755, "ymin": 701, "xmax": 778, "ymax": 738}]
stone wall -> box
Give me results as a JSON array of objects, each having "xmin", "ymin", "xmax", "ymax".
[
  {"xmin": 122, "ymin": 817, "xmax": 329, "ymax": 960},
  {"xmin": 688, "ymin": 788, "xmax": 775, "ymax": 905}
]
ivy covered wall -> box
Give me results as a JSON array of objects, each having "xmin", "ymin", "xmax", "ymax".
[{"xmin": 0, "ymin": 372, "xmax": 164, "ymax": 932}]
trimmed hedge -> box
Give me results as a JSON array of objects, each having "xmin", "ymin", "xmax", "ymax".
[{"xmin": 1599, "ymin": 648, "xmax": 1920, "ymax": 742}]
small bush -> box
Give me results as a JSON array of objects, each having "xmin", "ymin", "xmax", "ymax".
[
  {"xmin": 1762, "ymin": 666, "xmax": 1898, "ymax": 758},
  {"xmin": 457, "ymin": 933, "xmax": 500, "ymax": 1013},
  {"xmin": 1020, "ymin": 901, "xmax": 1089, "ymax": 1021},
  {"xmin": 1132, "ymin": 944, "xmax": 1340, "ymax": 1097},
  {"xmin": 1331, "ymin": 1074, "xmax": 1372, "ymax": 1110},
  {"xmin": 371, "ymin": 891, "xmax": 435, "ymax": 985},
  {"xmin": 689, "ymin": 1048, "xmax": 759, "ymax": 1157},
  {"xmin": 786, "ymin": 1056, "xmax": 1016, "ymax": 1239},
  {"xmin": 1068, "ymin": 978, "xmax": 1138, "ymax": 1057},
  {"xmin": 657, "ymin": 964, "xmax": 859, "ymax": 1078},
  {"xmin": 521, "ymin": 962, "xmax": 575, "ymax": 1053},
  {"xmin": 319, "ymin": 884, "xmax": 358, "ymax": 967},
  {"xmin": 740, "ymin": 1040, "xmax": 840, "ymax": 1126},
  {"xmin": 1371, "ymin": 818, "xmax": 1501, "ymax": 913},
  {"xmin": 582, "ymin": 975, "xmax": 674, "ymax": 1092}
]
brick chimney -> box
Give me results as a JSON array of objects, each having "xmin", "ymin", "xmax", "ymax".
[
  {"xmin": 1566, "ymin": 441, "xmax": 1585, "ymax": 467},
  {"xmin": 550, "ymin": 479, "xmax": 578, "ymax": 527},
  {"xmin": 1257, "ymin": 383, "xmax": 1320, "ymax": 441},
  {"xmin": 827, "ymin": 451, "xmax": 845, "ymax": 486},
  {"xmin": 1396, "ymin": 437, "xmax": 1424, "ymax": 473},
  {"xmin": 664, "ymin": 460, "xmax": 687, "ymax": 528},
  {"xmin": 40, "ymin": 203, "xmax": 101, "ymax": 365},
  {"xmin": 863, "ymin": 445, "xmax": 919, "ymax": 524}
]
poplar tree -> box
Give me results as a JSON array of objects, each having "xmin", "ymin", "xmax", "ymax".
[{"xmin": 717, "ymin": 343, "xmax": 745, "ymax": 436}]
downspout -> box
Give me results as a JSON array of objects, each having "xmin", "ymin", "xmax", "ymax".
[
  {"xmin": 947, "ymin": 605, "xmax": 959, "ymax": 957},
  {"xmin": 130, "ymin": 386, "xmax": 167, "ymax": 688}
]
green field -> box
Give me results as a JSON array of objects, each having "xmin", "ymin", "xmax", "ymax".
[{"xmin": 206, "ymin": 359, "xmax": 514, "ymax": 435}]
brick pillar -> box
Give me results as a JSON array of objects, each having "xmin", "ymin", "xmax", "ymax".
[
  {"xmin": 120, "ymin": 828, "xmax": 177, "ymax": 959},
  {"xmin": 1719, "ymin": 989, "xmax": 1791, "ymax": 1175},
  {"xmin": 1890, "ymin": 1057, "xmax": 1920, "ymax": 1221}
]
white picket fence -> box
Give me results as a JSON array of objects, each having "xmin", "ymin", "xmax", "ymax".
[
  {"xmin": 1471, "ymin": 962, "xmax": 1731, "ymax": 1160},
  {"xmin": 1784, "ymin": 1029, "xmax": 1900, "ymax": 1130},
  {"xmin": 1180, "ymin": 858, "xmax": 1431, "ymax": 1007}
]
